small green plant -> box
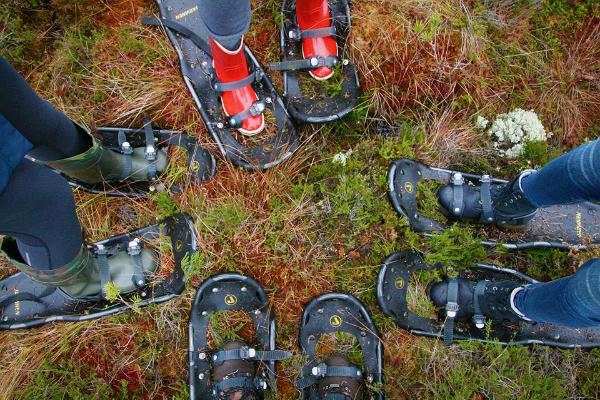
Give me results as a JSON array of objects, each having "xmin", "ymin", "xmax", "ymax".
[
  {"xmin": 103, "ymin": 281, "xmax": 122, "ymax": 302},
  {"xmin": 424, "ymin": 225, "xmax": 487, "ymax": 273},
  {"xmin": 153, "ymin": 190, "xmax": 180, "ymax": 218}
]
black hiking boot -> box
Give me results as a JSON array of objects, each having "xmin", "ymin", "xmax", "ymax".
[
  {"xmin": 429, "ymin": 278, "xmax": 526, "ymax": 325},
  {"xmin": 437, "ymin": 170, "xmax": 538, "ymax": 228}
]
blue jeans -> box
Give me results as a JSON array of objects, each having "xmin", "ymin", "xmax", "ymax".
[
  {"xmin": 514, "ymin": 259, "xmax": 600, "ymax": 328},
  {"xmin": 522, "ymin": 138, "xmax": 600, "ymax": 207},
  {"xmin": 514, "ymin": 139, "xmax": 600, "ymax": 328}
]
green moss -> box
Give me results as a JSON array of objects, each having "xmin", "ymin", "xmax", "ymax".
[{"xmin": 424, "ymin": 226, "xmax": 487, "ymax": 274}]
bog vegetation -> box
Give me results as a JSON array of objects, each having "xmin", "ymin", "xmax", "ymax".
[{"xmin": 0, "ymin": 0, "xmax": 599, "ymax": 398}]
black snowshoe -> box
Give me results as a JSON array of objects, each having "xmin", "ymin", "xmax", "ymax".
[
  {"xmin": 0, "ymin": 213, "xmax": 197, "ymax": 329},
  {"xmin": 29, "ymin": 119, "xmax": 215, "ymax": 198},
  {"xmin": 377, "ymin": 251, "xmax": 600, "ymax": 348},
  {"xmin": 270, "ymin": 0, "xmax": 360, "ymax": 123},
  {"xmin": 388, "ymin": 159, "xmax": 600, "ymax": 249},
  {"xmin": 295, "ymin": 293, "xmax": 384, "ymax": 399},
  {"xmin": 189, "ymin": 273, "xmax": 291, "ymax": 399},
  {"xmin": 144, "ymin": 0, "xmax": 300, "ymax": 170}
]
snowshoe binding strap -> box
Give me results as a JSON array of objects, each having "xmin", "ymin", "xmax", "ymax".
[
  {"xmin": 472, "ymin": 280, "xmax": 487, "ymax": 329},
  {"xmin": 270, "ymin": 56, "xmax": 340, "ymax": 72},
  {"xmin": 189, "ymin": 273, "xmax": 289, "ymax": 399},
  {"xmin": 117, "ymin": 129, "xmax": 133, "ymax": 181},
  {"xmin": 297, "ymin": 293, "xmax": 383, "ymax": 399},
  {"xmin": 0, "ymin": 214, "xmax": 197, "ymax": 329},
  {"xmin": 212, "ymin": 346, "xmax": 291, "ymax": 365},
  {"xmin": 212, "ymin": 377, "xmax": 267, "ymax": 397},
  {"xmin": 377, "ymin": 251, "xmax": 600, "ymax": 348},
  {"xmin": 145, "ymin": 0, "xmax": 299, "ymax": 170},
  {"xmin": 287, "ymin": 24, "xmax": 337, "ymax": 41},
  {"xmin": 295, "ymin": 363, "xmax": 363, "ymax": 389},
  {"xmin": 450, "ymin": 172, "xmax": 464, "ymax": 219},
  {"xmin": 142, "ymin": 119, "xmax": 158, "ymax": 180},
  {"xmin": 443, "ymin": 277, "xmax": 459, "ymax": 346},
  {"xmin": 227, "ymin": 100, "xmax": 267, "ymax": 129},
  {"xmin": 127, "ymin": 238, "xmax": 147, "ymax": 288}
]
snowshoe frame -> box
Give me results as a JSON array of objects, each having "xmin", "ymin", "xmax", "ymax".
[
  {"xmin": 388, "ymin": 159, "xmax": 600, "ymax": 250},
  {"xmin": 377, "ymin": 251, "xmax": 600, "ymax": 349},
  {"xmin": 146, "ymin": 0, "xmax": 300, "ymax": 170},
  {"xmin": 297, "ymin": 292, "xmax": 384, "ymax": 399},
  {"xmin": 271, "ymin": 0, "xmax": 360, "ymax": 123},
  {"xmin": 189, "ymin": 273, "xmax": 283, "ymax": 400},
  {"xmin": 0, "ymin": 213, "xmax": 197, "ymax": 330}
]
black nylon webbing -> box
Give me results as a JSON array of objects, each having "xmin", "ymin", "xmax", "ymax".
[
  {"xmin": 443, "ymin": 278, "xmax": 459, "ymax": 346},
  {"xmin": 479, "ymin": 175, "xmax": 494, "ymax": 223},
  {"xmin": 142, "ymin": 16, "xmax": 212, "ymax": 55}
]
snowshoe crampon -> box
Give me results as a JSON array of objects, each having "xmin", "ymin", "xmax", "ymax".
[
  {"xmin": 270, "ymin": 0, "xmax": 360, "ymax": 123},
  {"xmin": 144, "ymin": 0, "xmax": 300, "ymax": 170},
  {"xmin": 388, "ymin": 159, "xmax": 600, "ymax": 249},
  {"xmin": 296, "ymin": 293, "xmax": 384, "ymax": 399},
  {"xmin": 33, "ymin": 119, "xmax": 216, "ymax": 197},
  {"xmin": 189, "ymin": 273, "xmax": 291, "ymax": 399},
  {"xmin": 377, "ymin": 251, "xmax": 600, "ymax": 348},
  {"xmin": 0, "ymin": 213, "xmax": 197, "ymax": 329}
]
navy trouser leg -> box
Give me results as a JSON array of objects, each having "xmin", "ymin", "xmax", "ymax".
[{"xmin": 0, "ymin": 159, "xmax": 82, "ymax": 269}]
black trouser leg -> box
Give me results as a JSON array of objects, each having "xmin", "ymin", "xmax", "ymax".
[
  {"xmin": 0, "ymin": 159, "xmax": 82, "ymax": 269},
  {"xmin": 0, "ymin": 56, "xmax": 90, "ymax": 160},
  {"xmin": 197, "ymin": 0, "xmax": 251, "ymax": 50}
]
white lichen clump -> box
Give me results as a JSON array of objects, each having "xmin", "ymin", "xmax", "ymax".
[
  {"xmin": 476, "ymin": 115, "xmax": 489, "ymax": 129},
  {"xmin": 486, "ymin": 109, "xmax": 550, "ymax": 158},
  {"xmin": 332, "ymin": 149, "xmax": 353, "ymax": 166}
]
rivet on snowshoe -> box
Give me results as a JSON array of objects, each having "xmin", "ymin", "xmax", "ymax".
[
  {"xmin": 241, "ymin": 286, "xmax": 247, "ymax": 292},
  {"xmin": 216, "ymin": 122, "xmax": 224, "ymax": 129},
  {"xmin": 199, "ymin": 373, "xmax": 205, "ymax": 380},
  {"xmin": 254, "ymin": 309, "xmax": 261, "ymax": 315},
  {"xmin": 342, "ymin": 59, "xmax": 349, "ymax": 65},
  {"xmin": 310, "ymin": 57, "xmax": 319, "ymax": 67},
  {"xmin": 141, "ymin": 291, "xmax": 147, "ymax": 297},
  {"xmin": 212, "ymin": 287, "xmax": 219, "ymax": 293},
  {"xmin": 202, "ymin": 311, "xmax": 208, "ymax": 316},
  {"xmin": 199, "ymin": 352, "xmax": 206, "ymax": 360},
  {"xmin": 265, "ymin": 97, "xmax": 272, "ymax": 104}
]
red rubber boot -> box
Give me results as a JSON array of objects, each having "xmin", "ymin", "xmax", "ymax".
[
  {"xmin": 210, "ymin": 38, "xmax": 265, "ymax": 136},
  {"xmin": 296, "ymin": 0, "xmax": 338, "ymax": 80}
]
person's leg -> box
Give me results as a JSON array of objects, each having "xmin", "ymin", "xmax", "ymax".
[
  {"xmin": 521, "ymin": 138, "xmax": 600, "ymax": 207},
  {"xmin": 0, "ymin": 56, "xmax": 90, "ymax": 160},
  {"xmin": 0, "ymin": 159, "xmax": 82, "ymax": 269},
  {"xmin": 197, "ymin": 0, "xmax": 251, "ymax": 50},
  {"xmin": 513, "ymin": 258, "xmax": 600, "ymax": 328}
]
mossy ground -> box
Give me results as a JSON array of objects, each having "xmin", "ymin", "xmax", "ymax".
[{"xmin": 0, "ymin": 0, "xmax": 599, "ymax": 398}]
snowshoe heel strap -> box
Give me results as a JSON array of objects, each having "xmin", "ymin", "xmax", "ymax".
[
  {"xmin": 479, "ymin": 175, "xmax": 494, "ymax": 224},
  {"xmin": 473, "ymin": 280, "xmax": 487, "ymax": 328},
  {"xmin": 143, "ymin": 119, "xmax": 158, "ymax": 180},
  {"xmin": 96, "ymin": 245, "xmax": 111, "ymax": 300},
  {"xmin": 228, "ymin": 100, "xmax": 266, "ymax": 129},
  {"xmin": 142, "ymin": 16, "xmax": 212, "ymax": 55},
  {"xmin": 450, "ymin": 172, "xmax": 464, "ymax": 218},
  {"xmin": 269, "ymin": 56, "xmax": 339, "ymax": 72},
  {"xmin": 443, "ymin": 278, "xmax": 459, "ymax": 346},
  {"xmin": 288, "ymin": 25, "xmax": 336, "ymax": 41},
  {"xmin": 295, "ymin": 363, "xmax": 363, "ymax": 389},
  {"xmin": 127, "ymin": 238, "xmax": 146, "ymax": 288},
  {"xmin": 117, "ymin": 129, "xmax": 133, "ymax": 181},
  {"xmin": 211, "ymin": 346, "xmax": 292, "ymax": 365}
]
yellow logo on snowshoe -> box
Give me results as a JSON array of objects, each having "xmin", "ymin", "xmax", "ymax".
[
  {"xmin": 175, "ymin": 6, "xmax": 198, "ymax": 20},
  {"xmin": 405, "ymin": 182, "xmax": 414, "ymax": 193},
  {"xmin": 395, "ymin": 277, "xmax": 405, "ymax": 289},
  {"xmin": 329, "ymin": 315, "xmax": 342, "ymax": 327},
  {"xmin": 224, "ymin": 294, "xmax": 237, "ymax": 306},
  {"xmin": 14, "ymin": 288, "xmax": 20, "ymax": 316}
]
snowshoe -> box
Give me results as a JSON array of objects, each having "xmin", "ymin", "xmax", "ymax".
[
  {"xmin": 295, "ymin": 292, "xmax": 384, "ymax": 399},
  {"xmin": 270, "ymin": 0, "xmax": 360, "ymax": 123},
  {"xmin": 387, "ymin": 159, "xmax": 600, "ymax": 249},
  {"xmin": 143, "ymin": 0, "xmax": 300, "ymax": 171},
  {"xmin": 0, "ymin": 213, "xmax": 197, "ymax": 329},
  {"xmin": 377, "ymin": 251, "xmax": 600, "ymax": 348},
  {"xmin": 189, "ymin": 273, "xmax": 291, "ymax": 399},
  {"xmin": 28, "ymin": 118, "xmax": 216, "ymax": 198}
]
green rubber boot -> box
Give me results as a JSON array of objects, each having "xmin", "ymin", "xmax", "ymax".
[
  {"xmin": 36, "ymin": 124, "xmax": 168, "ymax": 184},
  {"xmin": 1, "ymin": 238, "xmax": 158, "ymax": 299}
]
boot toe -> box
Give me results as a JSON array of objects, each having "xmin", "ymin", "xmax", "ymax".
[
  {"xmin": 428, "ymin": 281, "xmax": 449, "ymax": 308},
  {"xmin": 309, "ymin": 66, "xmax": 334, "ymax": 80},
  {"xmin": 239, "ymin": 114, "xmax": 265, "ymax": 136},
  {"xmin": 436, "ymin": 185, "xmax": 455, "ymax": 216}
]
